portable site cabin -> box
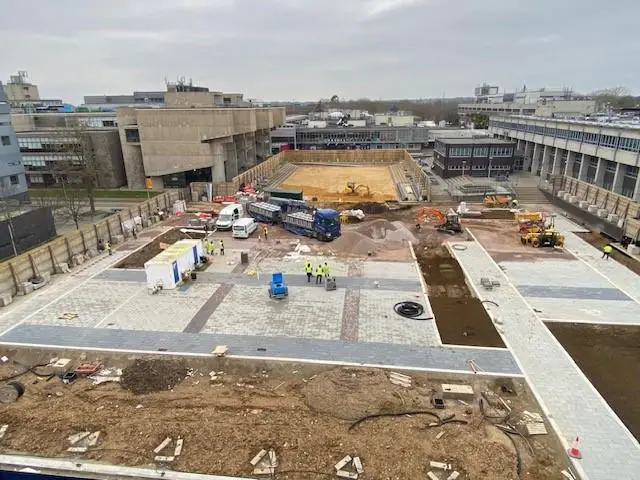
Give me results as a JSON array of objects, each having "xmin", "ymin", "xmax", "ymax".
[{"xmin": 144, "ymin": 239, "xmax": 204, "ymax": 289}]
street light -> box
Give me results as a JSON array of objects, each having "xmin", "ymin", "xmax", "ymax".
[
  {"xmin": 488, "ymin": 156, "xmax": 493, "ymax": 178},
  {"xmin": 462, "ymin": 160, "xmax": 467, "ymax": 178}
]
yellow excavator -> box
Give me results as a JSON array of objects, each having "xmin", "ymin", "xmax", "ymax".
[{"xmin": 344, "ymin": 182, "xmax": 372, "ymax": 196}]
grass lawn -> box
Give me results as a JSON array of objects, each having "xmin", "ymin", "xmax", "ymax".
[{"xmin": 28, "ymin": 188, "xmax": 161, "ymax": 199}]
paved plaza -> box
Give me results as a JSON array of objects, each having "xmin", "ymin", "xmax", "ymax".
[
  {"xmin": 0, "ymin": 242, "xmax": 516, "ymax": 375},
  {"xmin": 450, "ymin": 238, "xmax": 640, "ymax": 480}
]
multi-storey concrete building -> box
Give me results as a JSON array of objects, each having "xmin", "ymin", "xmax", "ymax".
[
  {"xmin": 4, "ymin": 71, "xmax": 64, "ymax": 113},
  {"xmin": 116, "ymin": 94, "xmax": 285, "ymax": 189},
  {"xmin": 0, "ymin": 82, "xmax": 28, "ymax": 202},
  {"xmin": 270, "ymin": 125, "xmax": 490, "ymax": 153},
  {"xmin": 433, "ymin": 137, "xmax": 516, "ymax": 178},
  {"xmin": 459, "ymin": 84, "xmax": 596, "ymax": 119},
  {"xmin": 489, "ymin": 116, "xmax": 640, "ymax": 201},
  {"xmin": 11, "ymin": 112, "xmax": 126, "ymax": 188}
]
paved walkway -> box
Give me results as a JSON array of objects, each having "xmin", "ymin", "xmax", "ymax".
[
  {"xmin": 95, "ymin": 269, "xmax": 423, "ymax": 292},
  {"xmin": 450, "ymin": 240, "xmax": 640, "ymax": 480},
  {"xmin": 0, "ymin": 324, "xmax": 521, "ymax": 375}
]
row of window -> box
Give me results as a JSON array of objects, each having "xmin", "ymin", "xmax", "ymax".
[
  {"xmin": 447, "ymin": 146, "xmax": 514, "ymax": 158},
  {"xmin": 444, "ymin": 163, "xmax": 511, "ymax": 170},
  {"xmin": 18, "ymin": 137, "xmax": 79, "ymax": 149},
  {"xmin": 490, "ymin": 120, "xmax": 640, "ymax": 152}
]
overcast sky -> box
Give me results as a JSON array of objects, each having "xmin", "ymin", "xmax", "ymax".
[{"xmin": 1, "ymin": 0, "xmax": 638, "ymax": 104}]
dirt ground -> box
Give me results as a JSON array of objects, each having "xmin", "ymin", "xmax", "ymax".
[
  {"xmin": 115, "ymin": 228, "xmax": 205, "ymax": 269},
  {"xmin": 0, "ymin": 350, "xmax": 568, "ymax": 479},
  {"xmin": 546, "ymin": 323, "xmax": 640, "ymax": 441},
  {"xmin": 280, "ymin": 165, "xmax": 398, "ymax": 202},
  {"xmin": 416, "ymin": 245, "xmax": 505, "ymax": 348},
  {"xmin": 575, "ymin": 231, "xmax": 640, "ymax": 275}
]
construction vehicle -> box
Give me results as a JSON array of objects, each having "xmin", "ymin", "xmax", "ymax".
[
  {"xmin": 521, "ymin": 230, "xmax": 565, "ymax": 248},
  {"xmin": 484, "ymin": 195, "xmax": 518, "ymax": 208},
  {"xmin": 416, "ymin": 207, "xmax": 462, "ymax": 235},
  {"xmin": 247, "ymin": 201, "xmax": 341, "ymax": 241},
  {"xmin": 344, "ymin": 182, "xmax": 371, "ymax": 197},
  {"xmin": 517, "ymin": 212, "xmax": 554, "ymax": 234},
  {"xmin": 268, "ymin": 272, "xmax": 289, "ymax": 299}
]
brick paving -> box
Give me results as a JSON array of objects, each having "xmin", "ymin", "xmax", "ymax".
[
  {"xmin": 340, "ymin": 288, "xmax": 360, "ymax": 341},
  {"xmin": 450, "ymin": 240, "xmax": 640, "ymax": 480},
  {"xmin": 0, "ymin": 324, "xmax": 522, "ymax": 375}
]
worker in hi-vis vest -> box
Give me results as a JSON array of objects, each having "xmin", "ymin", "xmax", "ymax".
[
  {"xmin": 322, "ymin": 262, "xmax": 331, "ymax": 278},
  {"xmin": 304, "ymin": 261, "xmax": 313, "ymax": 283},
  {"xmin": 315, "ymin": 264, "xmax": 324, "ymax": 285}
]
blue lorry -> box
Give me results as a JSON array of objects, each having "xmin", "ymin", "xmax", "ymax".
[{"xmin": 246, "ymin": 202, "xmax": 341, "ymax": 241}]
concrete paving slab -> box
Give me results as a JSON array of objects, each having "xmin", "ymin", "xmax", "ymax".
[
  {"xmin": 100, "ymin": 283, "xmax": 221, "ymax": 332},
  {"xmin": 203, "ymin": 285, "xmax": 345, "ymax": 340},
  {"xmin": 528, "ymin": 297, "xmax": 640, "ymax": 325},
  {"xmin": 255, "ymin": 256, "xmax": 350, "ymax": 277},
  {"xmin": 449, "ymin": 240, "xmax": 640, "ymax": 480},
  {"xmin": 358, "ymin": 289, "xmax": 439, "ymax": 346},
  {"xmin": 0, "ymin": 324, "xmax": 522, "ymax": 375},
  {"xmin": 361, "ymin": 261, "xmax": 418, "ymax": 280}
]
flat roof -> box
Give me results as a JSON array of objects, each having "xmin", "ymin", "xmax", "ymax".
[{"xmin": 436, "ymin": 137, "xmax": 514, "ymax": 145}]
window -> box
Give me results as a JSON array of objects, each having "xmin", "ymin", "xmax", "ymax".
[
  {"xmin": 474, "ymin": 147, "xmax": 489, "ymax": 157},
  {"xmin": 9, "ymin": 175, "xmax": 19, "ymax": 185},
  {"xmin": 1, "ymin": 135, "xmax": 10, "ymax": 146},
  {"xmin": 619, "ymin": 137, "xmax": 640, "ymax": 152},
  {"xmin": 28, "ymin": 174, "xmax": 44, "ymax": 184},
  {"xmin": 125, "ymin": 128, "xmax": 140, "ymax": 143},
  {"xmin": 102, "ymin": 120, "xmax": 115, "ymax": 127}
]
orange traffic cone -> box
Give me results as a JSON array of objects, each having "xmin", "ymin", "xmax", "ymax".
[{"xmin": 567, "ymin": 436, "xmax": 582, "ymax": 459}]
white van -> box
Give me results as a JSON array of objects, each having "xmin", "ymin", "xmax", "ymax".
[
  {"xmin": 215, "ymin": 203, "xmax": 244, "ymax": 230},
  {"xmin": 232, "ymin": 218, "xmax": 258, "ymax": 239}
]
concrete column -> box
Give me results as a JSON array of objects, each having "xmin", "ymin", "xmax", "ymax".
[
  {"xmin": 551, "ymin": 147, "xmax": 562, "ymax": 176},
  {"xmin": 523, "ymin": 141, "xmax": 533, "ymax": 171},
  {"xmin": 516, "ymin": 139, "xmax": 523, "ymax": 152},
  {"xmin": 540, "ymin": 145, "xmax": 552, "ymax": 177},
  {"xmin": 211, "ymin": 141, "xmax": 226, "ymax": 183},
  {"xmin": 564, "ymin": 151, "xmax": 576, "ymax": 177},
  {"xmin": 594, "ymin": 157, "xmax": 606, "ymax": 187},
  {"xmin": 633, "ymin": 174, "xmax": 640, "ymax": 202},
  {"xmin": 578, "ymin": 154, "xmax": 588, "ymax": 181},
  {"xmin": 612, "ymin": 162, "xmax": 625, "ymax": 194},
  {"xmin": 531, "ymin": 143, "xmax": 541, "ymax": 175}
]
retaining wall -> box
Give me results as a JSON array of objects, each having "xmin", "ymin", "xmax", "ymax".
[
  {"xmin": 199, "ymin": 149, "xmax": 420, "ymax": 199},
  {"xmin": 0, "ymin": 190, "xmax": 185, "ymax": 299}
]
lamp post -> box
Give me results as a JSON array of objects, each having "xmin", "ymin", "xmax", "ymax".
[
  {"xmin": 462, "ymin": 160, "xmax": 467, "ymax": 178},
  {"xmin": 488, "ymin": 156, "xmax": 493, "ymax": 178}
]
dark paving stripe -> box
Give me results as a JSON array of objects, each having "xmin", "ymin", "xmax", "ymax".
[
  {"xmin": 340, "ymin": 288, "xmax": 360, "ymax": 341},
  {"xmin": 517, "ymin": 284, "xmax": 631, "ymax": 301},
  {"xmin": 182, "ymin": 284, "xmax": 234, "ymax": 333},
  {"xmin": 0, "ymin": 324, "xmax": 521, "ymax": 375}
]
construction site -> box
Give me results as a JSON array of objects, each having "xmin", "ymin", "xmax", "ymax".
[{"xmin": 0, "ymin": 149, "xmax": 639, "ymax": 480}]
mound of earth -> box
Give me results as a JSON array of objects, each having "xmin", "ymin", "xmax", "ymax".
[{"xmin": 121, "ymin": 358, "xmax": 188, "ymax": 395}]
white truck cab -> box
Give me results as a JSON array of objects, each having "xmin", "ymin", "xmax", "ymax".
[{"xmin": 215, "ymin": 203, "xmax": 244, "ymax": 230}]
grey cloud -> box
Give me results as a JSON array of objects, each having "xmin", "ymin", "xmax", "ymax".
[{"xmin": 1, "ymin": 0, "xmax": 638, "ymax": 103}]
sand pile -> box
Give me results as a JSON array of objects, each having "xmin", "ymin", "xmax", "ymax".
[
  {"xmin": 356, "ymin": 219, "xmax": 397, "ymax": 240},
  {"xmin": 331, "ymin": 231, "xmax": 380, "ymax": 255}
]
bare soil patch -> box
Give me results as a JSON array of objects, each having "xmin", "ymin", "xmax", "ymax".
[
  {"xmin": 280, "ymin": 165, "xmax": 398, "ymax": 202},
  {"xmin": 416, "ymin": 245, "xmax": 505, "ymax": 348},
  {"xmin": 115, "ymin": 228, "xmax": 205, "ymax": 269},
  {"xmin": 546, "ymin": 323, "xmax": 640, "ymax": 440},
  {"xmin": 0, "ymin": 350, "xmax": 567, "ymax": 480}
]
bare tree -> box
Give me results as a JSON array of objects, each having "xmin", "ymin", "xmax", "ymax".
[
  {"xmin": 49, "ymin": 127, "xmax": 107, "ymax": 215},
  {"xmin": 58, "ymin": 186, "xmax": 88, "ymax": 230},
  {"xmin": 0, "ymin": 199, "xmax": 21, "ymax": 257}
]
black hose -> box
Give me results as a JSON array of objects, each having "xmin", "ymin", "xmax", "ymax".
[
  {"xmin": 349, "ymin": 410, "xmax": 442, "ymax": 431},
  {"xmin": 393, "ymin": 301, "xmax": 433, "ymax": 321}
]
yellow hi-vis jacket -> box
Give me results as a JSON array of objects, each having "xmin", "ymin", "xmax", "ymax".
[
  {"xmin": 315, "ymin": 265, "xmax": 323, "ymax": 276},
  {"xmin": 322, "ymin": 263, "xmax": 331, "ymax": 275},
  {"xmin": 304, "ymin": 262, "xmax": 313, "ymax": 273},
  {"xmin": 604, "ymin": 245, "xmax": 613, "ymax": 253}
]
